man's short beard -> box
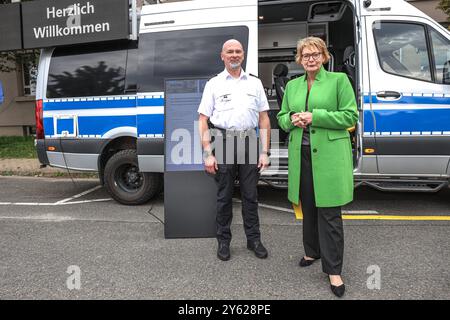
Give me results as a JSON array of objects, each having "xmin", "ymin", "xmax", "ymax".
[{"xmin": 230, "ymin": 62, "xmax": 241, "ymax": 69}]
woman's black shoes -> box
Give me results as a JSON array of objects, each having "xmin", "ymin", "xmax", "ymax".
[
  {"xmin": 330, "ymin": 283, "xmax": 345, "ymax": 297},
  {"xmin": 299, "ymin": 256, "xmax": 345, "ymax": 297},
  {"xmin": 299, "ymin": 257, "xmax": 318, "ymax": 267},
  {"xmin": 329, "ymin": 277, "xmax": 345, "ymax": 298}
]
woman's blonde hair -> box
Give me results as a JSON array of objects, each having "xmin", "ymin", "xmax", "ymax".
[{"xmin": 295, "ymin": 36, "xmax": 330, "ymax": 65}]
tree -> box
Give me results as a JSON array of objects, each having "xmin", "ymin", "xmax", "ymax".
[{"xmin": 437, "ymin": 0, "xmax": 450, "ymax": 30}]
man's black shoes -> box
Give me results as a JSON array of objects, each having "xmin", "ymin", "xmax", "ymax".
[
  {"xmin": 217, "ymin": 242, "xmax": 230, "ymax": 261},
  {"xmin": 247, "ymin": 240, "xmax": 268, "ymax": 259}
]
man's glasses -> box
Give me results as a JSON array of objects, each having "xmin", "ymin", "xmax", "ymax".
[{"xmin": 301, "ymin": 52, "xmax": 322, "ymax": 61}]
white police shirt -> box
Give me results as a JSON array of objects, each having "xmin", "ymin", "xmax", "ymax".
[{"xmin": 197, "ymin": 69, "xmax": 269, "ymax": 130}]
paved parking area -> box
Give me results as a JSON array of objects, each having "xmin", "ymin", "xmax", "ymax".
[{"xmin": 0, "ymin": 176, "xmax": 449, "ymax": 300}]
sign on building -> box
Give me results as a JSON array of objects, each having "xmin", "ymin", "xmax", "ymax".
[
  {"xmin": 22, "ymin": 0, "xmax": 130, "ymax": 49},
  {"xmin": 0, "ymin": 0, "xmax": 130, "ymax": 51}
]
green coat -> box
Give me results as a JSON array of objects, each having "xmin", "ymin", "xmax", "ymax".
[{"xmin": 277, "ymin": 67, "xmax": 358, "ymax": 207}]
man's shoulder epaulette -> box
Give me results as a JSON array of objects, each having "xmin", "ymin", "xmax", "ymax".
[{"xmin": 249, "ymin": 73, "xmax": 259, "ymax": 79}]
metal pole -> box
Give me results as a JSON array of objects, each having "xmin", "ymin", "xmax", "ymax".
[{"xmin": 130, "ymin": 0, "xmax": 138, "ymax": 40}]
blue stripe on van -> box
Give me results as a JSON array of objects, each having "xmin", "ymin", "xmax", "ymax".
[
  {"xmin": 137, "ymin": 98, "xmax": 164, "ymax": 107},
  {"xmin": 56, "ymin": 118, "xmax": 75, "ymax": 135},
  {"xmin": 43, "ymin": 98, "xmax": 164, "ymax": 111},
  {"xmin": 363, "ymin": 95, "xmax": 450, "ymax": 105},
  {"xmin": 137, "ymin": 114, "xmax": 164, "ymax": 135},
  {"xmin": 44, "ymin": 99, "xmax": 136, "ymax": 110},
  {"xmin": 78, "ymin": 116, "xmax": 136, "ymax": 136},
  {"xmin": 44, "ymin": 118, "xmax": 54, "ymax": 136},
  {"xmin": 364, "ymin": 108, "xmax": 450, "ymax": 133}
]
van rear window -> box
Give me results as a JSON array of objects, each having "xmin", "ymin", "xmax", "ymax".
[
  {"xmin": 47, "ymin": 43, "xmax": 127, "ymax": 98},
  {"xmin": 137, "ymin": 26, "xmax": 249, "ymax": 92}
]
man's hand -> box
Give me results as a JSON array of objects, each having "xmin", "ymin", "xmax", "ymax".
[
  {"xmin": 258, "ymin": 153, "xmax": 270, "ymax": 172},
  {"xmin": 204, "ymin": 155, "xmax": 218, "ymax": 174}
]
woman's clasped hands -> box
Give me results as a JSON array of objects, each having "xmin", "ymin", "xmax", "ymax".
[{"xmin": 291, "ymin": 112, "xmax": 312, "ymax": 129}]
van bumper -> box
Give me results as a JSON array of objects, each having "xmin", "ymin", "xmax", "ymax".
[{"xmin": 35, "ymin": 139, "xmax": 49, "ymax": 166}]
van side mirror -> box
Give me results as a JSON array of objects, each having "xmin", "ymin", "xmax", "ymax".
[{"xmin": 443, "ymin": 60, "xmax": 450, "ymax": 85}]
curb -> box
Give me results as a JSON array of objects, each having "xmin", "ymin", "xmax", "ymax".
[
  {"xmin": 0, "ymin": 170, "xmax": 99, "ymax": 178},
  {"xmin": 0, "ymin": 158, "xmax": 99, "ymax": 178}
]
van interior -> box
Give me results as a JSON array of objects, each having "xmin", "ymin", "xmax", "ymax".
[{"xmin": 257, "ymin": 0, "xmax": 358, "ymax": 164}]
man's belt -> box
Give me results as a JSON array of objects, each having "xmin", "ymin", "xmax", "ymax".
[{"xmin": 212, "ymin": 127, "xmax": 257, "ymax": 139}]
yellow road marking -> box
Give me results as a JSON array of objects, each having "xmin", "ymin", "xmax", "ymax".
[
  {"xmin": 292, "ymin": 204, "xmax": 450, "ymax": 221},
  {"xmin": 292, "ymin": 203, "xmax": 303, "ymax": 220},
  {"xmin": 342, "ymin": 215, "xmax": 450, "ymax": 221}
]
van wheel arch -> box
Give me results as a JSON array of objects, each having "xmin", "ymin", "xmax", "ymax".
[
  {"xmin": 98, "ymin": 136, "xmax": 136, "ymax": 185},
  {"xmin": 103, "ymin": 149, "xmax": 162, "ymax": 205}
]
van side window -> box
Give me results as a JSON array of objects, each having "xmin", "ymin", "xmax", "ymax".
[
  {"xmin": 47, "ymin": 43, "xmax": 127, "ymax": 98},
  {"xmin": 429, "ymin": 29, "xmax": 450, "ymax": 85},
  {"xmin": 373, "ymin": 22, "xmax": 432, "ymax": 82},
  {"xmin": 137, "ymin": 26, "xmax": 249, "ymax": 92}
]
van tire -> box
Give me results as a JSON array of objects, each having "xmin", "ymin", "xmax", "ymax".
[{"xmin": 104, "ymin": 149, "xmax": 162, "ymax": 205}]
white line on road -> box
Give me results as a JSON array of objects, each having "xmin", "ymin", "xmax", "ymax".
[
  {"xmin": 0, "ymin": 202, "xmax": 57, "ymax": 206},
  {"xmin": 0, "ymin": 185, "xmax": 110, "ymax": 206},
  {"xmin": 232, "ymin": 198, "xmax": 379, "ymax": 214},
  {"xmin": 0, "ymin": 214, "xmax": 75, "ymax": 222},
  {"xmin": 55, "ymin": 185, "xmax": 103, "ymax": 204},
  {"xmin": 61, "ymin": 198, "xmax": 112, "ymax": 205},
  {"xmin": 258, "ymin": 203, "xmax": 295, "ymax": 213},
  {"xmin": 0, "ymin": 198, "xmax": 112, "ymax": 206}
]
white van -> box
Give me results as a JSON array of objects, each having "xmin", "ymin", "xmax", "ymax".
[{"xmin": 35, "ymin": 0, "xmax": 450, "ymax": 204}]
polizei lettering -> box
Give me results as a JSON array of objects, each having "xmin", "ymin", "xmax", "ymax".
[{"xmin": 32, "ymin": 2, "xmax": 111, "ymax": 40}]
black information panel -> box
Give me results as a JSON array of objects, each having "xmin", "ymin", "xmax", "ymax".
[
  {"xmin": 164, "ymin": 78, "xmax": 217, "ymax": 239},
  {"xmin": 0, "ymin": 3, "xmax": 22, "ymax": 52}
]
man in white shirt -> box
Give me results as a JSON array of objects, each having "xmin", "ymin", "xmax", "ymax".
[{"xmin": 198, "ymin": 39, "xmax": 271, "ymax": 261}]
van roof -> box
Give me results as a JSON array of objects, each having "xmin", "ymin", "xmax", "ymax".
[{"xmin": 141, "ymin": 0, "xmax": 255, "ymax": 15}]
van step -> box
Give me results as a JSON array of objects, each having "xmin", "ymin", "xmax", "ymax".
[
  {"xmin": 260, "ymin": 178, "xmax": 288, "ymax": 189},
  {"xmin": 360, "ymin": 180, "xmax": 448, "ymax": 193}
]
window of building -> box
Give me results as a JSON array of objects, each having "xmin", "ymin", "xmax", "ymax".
[
  {"xmin": 22, "ymin": 61, "xmax": 37, "ymax": 96},
  {"xmin": 373, "ymin": 22, "xmax": 432, "ymax": 82}
]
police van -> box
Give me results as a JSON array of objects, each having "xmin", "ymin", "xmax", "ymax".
[{"xmin": 35, "ymin": 0, "xmax": 450, "ymax": 205}]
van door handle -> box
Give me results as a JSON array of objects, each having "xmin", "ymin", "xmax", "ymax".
[{"xmin": 376, "ymin": 91, "xmax": 401, "ymax": 100}]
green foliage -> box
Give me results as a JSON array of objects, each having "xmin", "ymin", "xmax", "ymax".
[
  {"xmin": 0, "ymin": 136, "xmax": 37, "ymax": 158},
  {"xmin": 0, "ymin": 50, "xmax": 40, "ymax": 73},
  {"xmin": 437, "ymin": 0, "xmax": 450, "ymax": 29}
]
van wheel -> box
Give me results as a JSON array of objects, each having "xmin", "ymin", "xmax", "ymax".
[{"xmin": 104, "ymin": 149, "xmax": 162, "ymax": 205}]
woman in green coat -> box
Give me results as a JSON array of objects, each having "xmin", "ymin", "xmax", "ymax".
[{"xmin": 277, "ymin": 37, "xmax": 358, "ymax": 298}]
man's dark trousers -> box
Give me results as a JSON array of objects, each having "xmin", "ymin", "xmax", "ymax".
[{"xmin": 214, "ymin": 135, "xmax": 261, "ymax": 244}]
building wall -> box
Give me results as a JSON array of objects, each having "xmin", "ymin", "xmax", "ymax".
[
  {"xmin": 407, "ymin": 0, "xmax": 448, "ymax": 26},
  {"xmin": 0, "ymin": 64, "xmax": 35, "ymax": 136}
]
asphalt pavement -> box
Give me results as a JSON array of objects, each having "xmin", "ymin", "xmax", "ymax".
[{"xmin": 0, "ymin": 176, "xmax": 449, "ymax": 300}]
